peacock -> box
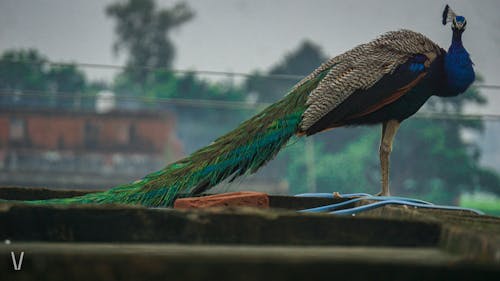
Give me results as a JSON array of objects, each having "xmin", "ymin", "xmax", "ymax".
[{"xmin": 2, "ymin": 5, "xmax": 474, "ymax": 207}]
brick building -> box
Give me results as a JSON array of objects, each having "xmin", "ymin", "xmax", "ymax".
[{"xmin": 0, "ymin": 109, "xmax": 183, "ymax": 189}]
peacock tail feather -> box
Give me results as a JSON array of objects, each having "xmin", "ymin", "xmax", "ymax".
[{"xmin": 3, "ymin": 69, "xmax": 330, "ymax": 207}]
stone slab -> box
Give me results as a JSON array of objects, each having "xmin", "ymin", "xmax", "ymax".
[
  {"xmin": 1, "ymin": 243, "xmax": 498, "ymax": 281},
  {"xmin": 0, "ymin": 204, "xmax": 441, "ymax": 247}
]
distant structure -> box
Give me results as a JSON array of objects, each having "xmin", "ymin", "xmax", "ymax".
[
  {"xmin": 96, "ymin": 90, "xmax": 116, "ymax": 114},
  {"xmin": 0, "ymin": 109, "xmax": 183, "ymax": 189}
]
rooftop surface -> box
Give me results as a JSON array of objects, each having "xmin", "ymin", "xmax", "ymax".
[{"xmin": 1, "ymin": 186, "xmax": 499, "ymax": 280}]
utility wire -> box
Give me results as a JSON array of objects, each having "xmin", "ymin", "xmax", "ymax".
[
  {"xmin": 475, "ymin": 84, "xmax": 500, "ymax": 90},
  {"xmin": 0, "ymin": 90, "xmax": 266, "ymax": 110},
  {"xmin": 1, "ymin": 89, "xmax": 500, "ymax": 121},
  {"xmin": 2, "ymin": 59, "xmax": 303, "ymax": 81},
  {"xmin": 2, "ymin": 58, "xmax": 500, "ymax": 88}
]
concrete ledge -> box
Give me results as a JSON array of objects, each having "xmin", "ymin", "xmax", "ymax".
[
  {"xmin": 0, "ymin": 204, "xmax": 440, "ymax": 246},
  {"xmin": 0, "ymin": 186, "xmax": 93, "ymax": 200},
  {"xmin": 1, "ymin": 243, "xmax": 498, "ymax": 281}
]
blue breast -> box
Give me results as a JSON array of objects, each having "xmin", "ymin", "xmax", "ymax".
[{"xmin": 444, "ymin": 43, "xmax": 475, "ymax": 94}]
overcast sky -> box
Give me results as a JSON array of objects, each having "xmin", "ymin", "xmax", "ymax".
[{"xmin": 0, "ymin": 0, "xmax": 499, "ymax": 112}]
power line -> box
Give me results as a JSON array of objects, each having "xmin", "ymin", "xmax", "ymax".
[
  {"xmin": 0, "ymin": 90, "xmax": 265, "ymax": 110},
  {"xmin": 476, "ymin": 84, "xmax": 500, "ymax": 90},
  {"xmin": 2, "ymin": 59, "xmax": 303, "ymax": 81},
  {"xmin": 2, "ymin": 89, "xmax": 500, "ymax": 121},
  {"xmin": 413, "ymin": 112, "xmax": 500, "ymax": 121},
  {"xmin": 3, "ymin": 58, "xmax": 500, "ymax": 88}
]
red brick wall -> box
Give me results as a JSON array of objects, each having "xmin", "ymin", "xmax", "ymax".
[
  {"xmin": 96, "ymin": 118, "xmax": 131, "ymax": 146},
  {"xmin": 0, "ymin": 118, "xmax": 9, "ymax": 147},
  {"xmin": 0, "ymin": 111, "xmax": 180, "ymax": 155},
  {"xmin": 27, "ymin": 116, "xmax": 84, "ymax": 149},
  {"xmin": 136, "ymin": 120, "xmax": 171, "ymax": 151}
]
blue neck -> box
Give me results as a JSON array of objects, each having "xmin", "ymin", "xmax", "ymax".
[
  {"xmin": 450, "ymin": 29, "xmax": 464, "ymax": 50},
  {"xmin": 443, "ymin": 29, "xmax": 475, "ymax": 95}
]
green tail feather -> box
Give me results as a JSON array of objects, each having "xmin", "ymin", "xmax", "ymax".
[{"xmin": 1, "ymin": 70, "xmax": 328, "ymax": 207}]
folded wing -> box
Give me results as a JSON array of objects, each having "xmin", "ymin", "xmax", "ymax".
[{"xmin": 298, "ymin": 29, "xmax": 442, "ymax": 134}]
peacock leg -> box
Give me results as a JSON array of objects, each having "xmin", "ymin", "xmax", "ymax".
[{"xmin": 378, "ymin": 120, "xmax": 400, "ymax": 196}]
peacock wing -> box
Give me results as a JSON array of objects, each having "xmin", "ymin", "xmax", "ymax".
[{"xmin": 298, "ymin": 29, "xmax": 442, "ymax": 133}]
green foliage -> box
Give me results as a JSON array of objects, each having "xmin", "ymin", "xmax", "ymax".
[
  {"xmin": 245, "ymin": 40, "xmax": 327, "ymax": 102},
  {"xmin": 156, "ymin": 73, "xmax": 251, "ymax": 146},
  {"xmin": 112, "ymin": 69, "xmax": 251, "ymax": 148},
  {"xmin": 0, "ymin": 49, "xmax": 49, "ymax": 92},
  {"xmin": 387, "ymin": 82, "xmax": 499, "ymax": 204},
  {"xmin": 151, "ymin": 72, "xmax": 244, "ymax": 102},
  {"xmin": 460, "ymin": 192, "xmax": 500, "ymax": 216},
  {"xmin": 0, "ymin": 49, "xmax": 94, "ymax": 109},
  {"xmin": 47, "ymin": 65, "xmax": 87, "ymax": 108},
  {"xmin": 106, "ymin": 0, "xmax": 194, "ymax": 85},
  {"xmin": 286, "ymin": 131, "xmax": 379, "ymax": 195}
]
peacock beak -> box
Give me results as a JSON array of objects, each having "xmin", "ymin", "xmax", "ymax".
[{"xmin": 452, "ymin": 21, "xmax": 466, "ymax": 31}]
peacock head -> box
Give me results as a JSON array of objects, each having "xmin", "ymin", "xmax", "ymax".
[{"xmin": 442, "ymin": 5, "xmax": 467, "ymax": 32}]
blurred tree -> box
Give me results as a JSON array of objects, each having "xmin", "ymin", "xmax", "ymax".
[
  {"xmin": 0, "ymin": 49, "xmax": 49, "ymax": 107},
  {"xmin": 149, "ymin": 72, "xmax": 251, "ymax": 153},
  {"xmin": 105, "ymin": 0, "xmax": 252, "ymax": 152},
  {"xmin": 388, "ymin": 81, "xmax": 500, "ymax": 203},
  {"xmin": 106, "ymin": 0, "xmax": 194, "ymax": 85},
  {"xmin": 0, "ymin": 49, "xmax": 92, "ymax": 109},
  {"xmin": 245, "ymin": 40, "xmax": 327, "ymax": 103},
  {"xmin": 48, "ymin": 65, "xmax": 87, "ymax": 108},
  {"xmin": 286, "ymin": 130, "xmax": 379, "ymax": 195}
]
